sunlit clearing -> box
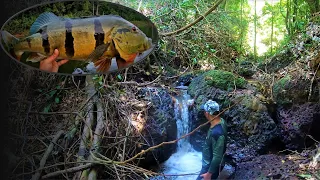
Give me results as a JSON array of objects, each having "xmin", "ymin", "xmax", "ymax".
[{"xmin": 247, "ymin": 0, "xmax": 284, "ymax": 56}]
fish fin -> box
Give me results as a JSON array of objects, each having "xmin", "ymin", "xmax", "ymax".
[
  {"xmin": 116, "ymin": 57, "xmax": 134, "ymax": 70},
  {"xmin": 26, "ymin": 52, "xmax": 47, "ymax": 62},
  {"xmin": 86, "ymin": 43, "xmax": 110, "ymax": 62},
  {"xmin": 94, "ymin": 57, "xmax": 112, "ymax": 73},
  {"xmin": 29, "ymin": 12, "xmax": 61, "ymax": 35},
  {"xmin": 1, "ymin": 30, "xmax": 19, "ymax": 48},
  {"xmin": 15, "ymin": 51, "xmax": 26, "ymax": 61},
  {"xmin": 120, "ymin": 53, "xmax": 138, "ymax": 62}
]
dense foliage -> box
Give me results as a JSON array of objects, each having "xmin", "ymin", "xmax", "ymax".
[{"xmin": 4, "ymin": 0, "xmax": 319, "ymax": 72}]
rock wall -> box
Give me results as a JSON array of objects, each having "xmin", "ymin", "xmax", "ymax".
[{"xmin": 136, "ymin": 87, "xmax": 177, "ymax": 167}]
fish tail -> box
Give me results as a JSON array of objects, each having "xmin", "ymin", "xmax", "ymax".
[
  {"xmin": 1, "ymin": 30, "xmax": 19, "ymax": 48},
  {"xmin": 0, "ymin": 30, "xmax": 22, "ymax": 60}
]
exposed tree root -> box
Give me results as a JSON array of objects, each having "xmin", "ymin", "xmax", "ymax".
[{"xmin": 32, "ymin": 130, "xmax": 64, "ymax": 180}]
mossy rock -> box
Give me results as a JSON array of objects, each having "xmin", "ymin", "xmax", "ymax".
[
  {"xmin": 273, "ymin": 75, "xmax": 319, "ymax": 106},
  {"xmin": 235, "ymin": 61, "xmax": 256, "ymax": 78},
  {"xmin": 258, "ymin": 49, "xmax": 295, "ymax": 73},
  {"xmin": 188, "ymin": 70, "xmax": 247, "ymax": 97},
  {"xmin": 204, "ymin": 70, "xmax": 247, "ymax": 91}
]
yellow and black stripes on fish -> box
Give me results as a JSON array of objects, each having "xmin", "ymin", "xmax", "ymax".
[
  {"xmin": 2, "ymin": 12, "xmax": 153, "ymax": 73},
  {"xmin": 65, "ymin": 20, "xmax": 74, "ymax": 58},
  {"xmin": 94, "ymin": 19, "xmax": 105, "ymax": 48},
  {"xmin": 40, "ymin": 26, "xmax": 50, "ymax": 55},
  {"xmin": 26, "ymin": 38, "xmax": 31, "ymax": 48}
]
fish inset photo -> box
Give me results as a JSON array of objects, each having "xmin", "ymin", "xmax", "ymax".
[{"xmin": 0, "ymin": 0, "xmax": 159, "ymax": 75}]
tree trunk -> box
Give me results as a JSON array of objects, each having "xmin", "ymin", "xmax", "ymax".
[
  {"xmin": 254, "ymin": 0, "xmax": 257, "ymax": 60},
  {"xmin": 286, "ymin": 0, "xmax": 292, "ymax": 36},
  {"xmin": 271, "ymin": 0, "xmax": 274, "ymax": 54},
  {"xmin": 293, "ymin": 0, "xmax": 298, "ymax": 33},
  {"xmin": 240, "ymin": 0, "xmax": 243, "ymax": 51}
]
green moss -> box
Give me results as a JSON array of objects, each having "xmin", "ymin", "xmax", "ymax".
[
  {"xmin": 204, "ymin": 70, "xmax": 247, "ymax": 91},
  {"xmin": 273, "ymin": 75, "xmax": 292, "ymax": 105},
  {"xmin": 274, "ymin": 75, "xmax": 291, "ymax": 92},
  {"xmin": 221, "ymin": 98, "xmax": 232, "ymax": 108}
]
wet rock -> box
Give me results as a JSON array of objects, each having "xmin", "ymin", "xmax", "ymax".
[
  {"xmin": 136, "ymin": 87, "xmax": 177, "ymax": 167},
  {"xmin": 176, "ymin": 73, "xmax": 195, "ymax": 86},
  {"xmin": 234, "ymin": 154, "xmax": 300, "ymax": 180},
  {"xmin": 278, "ymin": 102, "xmax": 320, "ymax": 150},
  {"xmin": 218, "ymin": 163, "xmax": 236, "ymax": 179}
]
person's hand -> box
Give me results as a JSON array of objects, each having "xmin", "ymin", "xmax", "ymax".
[
  {"xmin": 200, "ymin": 172, "xmax": 212, "ymax": 180},
  {"xmin": 39, "ymin": 49, "xmax": 69, "ymax": 73}
]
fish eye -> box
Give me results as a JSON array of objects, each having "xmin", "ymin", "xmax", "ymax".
[{"xmin": 132, "ymin": 27, "xmax": 137, "ymax": 32}]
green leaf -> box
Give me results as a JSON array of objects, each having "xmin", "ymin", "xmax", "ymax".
[
  {"xmin": 117, "ymin": 74, "xmax": 123, "ymax": 80},
  {"xmin": 297, "ymin": 174, "xmax": 312, "ymax": 179},
  {"xmin": 55, "ymin": 97, "xmax": 60, "ymax": 104},
  {"xmin": 43, "ymin": 104, "xmax": 51, "ymax": 113},
  {"xmin": 192, "ymin": 58, "xmax": 197, "ymax": 64},
  {"xmin": 210, "ymin": 48, "xmax": 216, "ymax": 53},
  {"xmin": 169, "ymin": 50, "xmax": 176, "ymax": 56},
  {"xmin": 49, "ymin": 90, "xmax": 57, "ymax": 97}
]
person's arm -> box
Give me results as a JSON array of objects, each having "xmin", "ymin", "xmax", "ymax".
[{"xmin": 208, "ymin": 135, "xmax": 225, "ymax": 173}]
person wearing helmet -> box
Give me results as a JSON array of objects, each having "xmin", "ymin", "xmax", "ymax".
[{"xmin": 196, "ymin": 100, "xmax": 227, "ymax": 180}]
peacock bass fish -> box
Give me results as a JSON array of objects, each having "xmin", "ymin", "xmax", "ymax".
[{"xmin": 1, "ymin": 12, "xmax": 153, "ymax": 72}]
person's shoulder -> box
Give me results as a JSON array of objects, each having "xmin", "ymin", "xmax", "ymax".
[{"xmin": 210, "ymin": 124, "xmax": 225, "ymax": 141}]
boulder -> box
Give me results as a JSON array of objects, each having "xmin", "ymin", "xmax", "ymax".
[
  {"xmin": 273, "ymin": 75, "xmax": 319, "ymax": 107},
  {"xmin": 277, "ymin": 102, "xmax": 320, "ymax": 150},
  {"xmin": 234, "ymin": 154, "xmax": 300, "ymax": 180}
]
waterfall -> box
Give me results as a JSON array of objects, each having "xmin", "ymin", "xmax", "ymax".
[
  {"xmin": 160, "ymin": 88, "xmax": 202, "ymax": 180},
  {"xmin": 175, "ymin": 90, "xmax": 192, "ymax": 151}
]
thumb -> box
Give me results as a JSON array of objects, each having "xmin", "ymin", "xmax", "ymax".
[{"xmin": 46, "ymin": 49, "xmax": 59, "ymax": 62}]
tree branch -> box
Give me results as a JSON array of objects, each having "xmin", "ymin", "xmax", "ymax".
[
  {"xmin": 161, "ymin": 0, "xmax": 224, "ymax": 36},
  {"xmin": 41, "ymin": 163, "xmax": 94, "ymax": 179}
]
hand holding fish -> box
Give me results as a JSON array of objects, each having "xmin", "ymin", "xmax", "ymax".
[
  {"xmin": 1, "ymin": 12, "xmax": 153, "ymax": 73},
  {"xmin": 39, "ymin": 49, "xmax": 69, "ymax": 73}
]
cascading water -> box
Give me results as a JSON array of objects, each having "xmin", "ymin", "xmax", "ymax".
[{"xmin": 160, "ymin": 88, "xmax": 202, "ymax": 180}]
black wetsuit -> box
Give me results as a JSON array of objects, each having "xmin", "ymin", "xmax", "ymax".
[{"xmin": 196, "ymin": 118, "xmax": 227, "ymax": 180}]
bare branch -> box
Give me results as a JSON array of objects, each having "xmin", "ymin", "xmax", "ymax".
[{"xmin": 161, "ymin": 0, "xmax": 225, "ymax": 36}]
